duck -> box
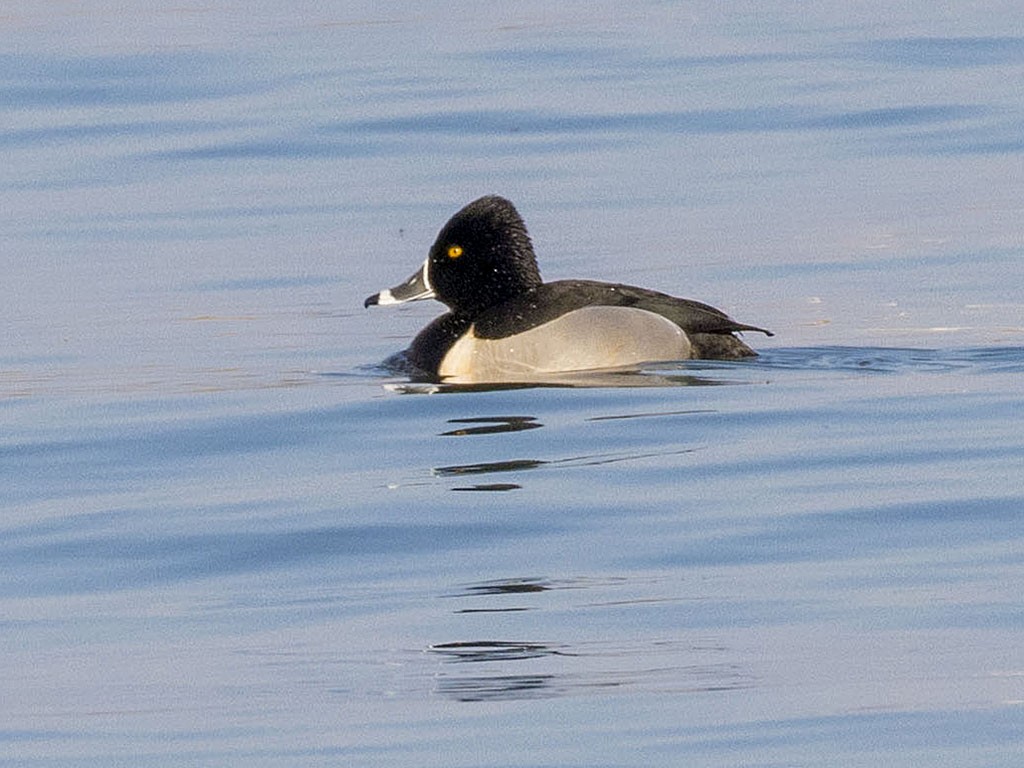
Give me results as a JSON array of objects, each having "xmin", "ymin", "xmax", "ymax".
[{"xmin": 364, "ymin": 195, "xmax": 772, "ymax": 383}]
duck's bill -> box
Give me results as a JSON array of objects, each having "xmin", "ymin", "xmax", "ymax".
[{"xmin": 364, "ymin": 259, "xmax": 434, "ymax": 307}]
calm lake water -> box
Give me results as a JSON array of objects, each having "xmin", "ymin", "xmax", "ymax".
[{"xmin": 3, "ymin": 2, "xmax": 1024, "ymax": 766}]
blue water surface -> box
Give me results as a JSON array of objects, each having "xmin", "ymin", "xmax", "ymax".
[{"xmin": 3, "ymin": 2, "xmax": 1024, "ymax": 766}]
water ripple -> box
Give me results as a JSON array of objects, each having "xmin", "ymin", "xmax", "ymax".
[
  {"xmin": 865, "ymin": 36, "xmax": 1024, "ymax": 68},
  {"xmin": 0, "ymin": 519, "xmax": 540, "ymax": 597}
]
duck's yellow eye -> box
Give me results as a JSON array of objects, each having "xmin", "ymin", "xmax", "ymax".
[{"xmin": 447, "ymin": 244, "xmax": 463, "ymax": 259}]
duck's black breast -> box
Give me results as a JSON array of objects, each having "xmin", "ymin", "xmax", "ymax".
[{"xmin": 404, "ymin": 312, "xmax": 473, "ymax": 375}]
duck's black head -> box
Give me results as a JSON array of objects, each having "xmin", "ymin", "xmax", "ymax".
[{"xmin": 427, "ymin": 195, "xmax": 543, "ymax": 316}]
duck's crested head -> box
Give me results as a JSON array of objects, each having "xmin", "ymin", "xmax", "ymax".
[{"xmin": 427, "ymin": 195, "xmax": 542, "ymax": 316}]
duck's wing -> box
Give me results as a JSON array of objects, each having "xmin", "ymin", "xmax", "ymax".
[{"xmin": 474, "ymin": 280, "xmax": 772, "ymax": 340}]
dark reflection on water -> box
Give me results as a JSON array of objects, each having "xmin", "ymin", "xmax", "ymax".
[
  {"xmin": 431, "ymin": 640, "xmax": 568, "ymax": 662},
  {"xmin": 428, "ymin": 639, "xmax": 755, "ymax": 703},
  {"xmin": 440, "ymin": 415, "xmax": 543, "ymax": 436},
  {"xmin": 433, "ymin": 447, "xmax": 699, "ymax": 480},
  {"xmin": 428, "ymin": 578, "xmax": 760, "ymax": 704},
  {"xmin": 586, "ymin": 408, "xmax": 717, "ymax": 422},
  {"xmin": 435, "ymin": 674, "xmax": 559, "ymax": 702},
  {"xmin": 451, "ymin": 482, "xmax": 523, "ymax": 492},
  {"xmin": 447, "ymin": 576, "xmax": 634, "ymax": 602},
  {"xmin": 458, "ymin": 578, "xmax": 552, "ymax": 595},
  {"xmin": 447, "ymin": 579, "xmax": 549, "ymax": 610},
  {"xmin": 447, "ymin": 576, "xmax": 644, "ymax": 609},
  {"xmin": 455, "ymin": 606, "xmax": 533, "ymax": 613},
  {"xmin": 385, "ymin": 371, "xmax": 730, "ymax": 393},
  {"xmin": 435, "ymin": 458, "xmax": 546, "ymax": 476}
]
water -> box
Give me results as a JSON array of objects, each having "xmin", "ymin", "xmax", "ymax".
[{"xmin": 3, "ymin": 2, "xmax": 1024, "ymax": 765}]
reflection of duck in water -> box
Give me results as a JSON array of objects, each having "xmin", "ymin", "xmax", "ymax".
[{"xmin": 429, "ymin": 640, "xmax": 563, "ymax": 702}]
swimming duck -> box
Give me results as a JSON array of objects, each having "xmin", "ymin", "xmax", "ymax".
[{"xmin": 365, "ymin": 195, "xmax": 772, "ymax": 382}]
